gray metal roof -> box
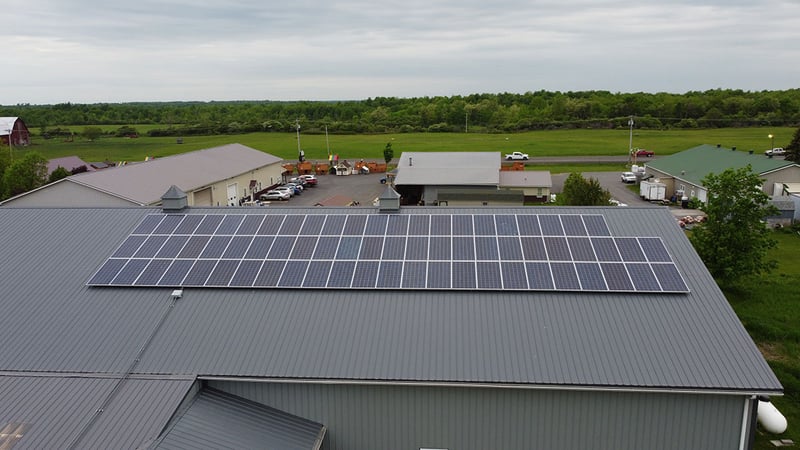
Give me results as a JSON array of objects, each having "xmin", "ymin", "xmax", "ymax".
[
  {"xmin": 156, "ymin": 388, "xmax": 325, "ymax": 450},
  {"xmin": 499, "ymin": 170, "xmax": 552, "ymax": 188},
  {"xmin": 0, "ymin": 373, "xmax": 193, "ymax": 449},
  {"xmin": 394, "ymin": 152, "xmax": 500, "ymax": 186},
  {"xmin": 0, "ymin": 205, "xmax": 780, "ymax": 394},
  {"xmin": 62, "ymin": 143, "xmax": 281, "ymax": 205}
]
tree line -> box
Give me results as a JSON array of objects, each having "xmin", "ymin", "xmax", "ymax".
[{"xmin": 2, "ymin": 89, "xmax": 799, "ymax": 136}]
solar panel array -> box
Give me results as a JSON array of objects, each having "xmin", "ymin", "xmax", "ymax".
[{"xmin": 88, "ymin": 213, "xmax": 689, "ymax": 293}]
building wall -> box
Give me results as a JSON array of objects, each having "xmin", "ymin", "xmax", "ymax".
[
  {"xmin": 190, "ymin": 164, "xmax": 284, "ymax": 206},
  {"xmin": 762, "ymin": 166, "xmax": 800, "ymax": 195},
  {"xmin": 211, "ymin": 381, "xmax": 748, "ymax": 450}
]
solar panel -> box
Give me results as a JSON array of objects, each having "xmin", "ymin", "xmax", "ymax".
[
  {"xmin": 89, "ymin": 213, "xmax": 688, "ymax": 294},
  {"xmin": 303, "ymin": 260, "xmax": 333, "ymax": 287},
  {"xmin": 539, "ymin": 215, "xmax": 564, "ymax": 235},
  {"xmin": 560, "ymin": 215, "xmax": 587, "ymax": 236},
  {"xmin": 427, "ymin": 262, "xmax": 451, "ymax": 289}
]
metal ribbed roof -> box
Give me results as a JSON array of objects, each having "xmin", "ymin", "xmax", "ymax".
[
  {"xmin": 646, "ymin": 144, "xmax": 798, "ymax": 186},
  {"xmin": 394, "ymin": 152, "xmax": 500, "ymax": 186},
  {"xmin": 156, "ymin": 388, "xmax": 324, "ymax": 449},
  {"xmin": 0, "ymin": 206, "xmax": 781, "ymax": 393},
  {"xmin": 64, "ymin": 144, "xmax": 282, "ymax": 205},
  {"xmin": 0, "ymin": 374, "xmax": 193, "ymax": 450}
]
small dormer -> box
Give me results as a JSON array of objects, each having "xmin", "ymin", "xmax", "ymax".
[
  {"xmin": 161, "ymin": 185, "xmax": 188, "ymax": 212},
  {"xmin": 378, "ymin": 184, "xmax": 401, "ymax": 212}
]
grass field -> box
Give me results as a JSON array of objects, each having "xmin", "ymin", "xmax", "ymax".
[
  {"xmin": 725, "ymin": 231, "xmax": 800, "ymax": 448},
  {"xmin": 15, "ymin": 126, "xmax": 796, "ymax": 164}
]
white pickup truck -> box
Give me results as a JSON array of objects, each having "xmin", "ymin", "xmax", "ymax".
[{"xmin": 505, "ymin": 151, "xmax": 529, "ymax": 160}]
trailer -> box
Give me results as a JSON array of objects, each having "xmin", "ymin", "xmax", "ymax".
[{"xmin": 640, "ymin": 179, "xmax": 667, "ymax": 201}]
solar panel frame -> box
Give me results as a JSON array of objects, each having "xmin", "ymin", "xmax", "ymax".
[
  {"xmin": 134, "ymin": 259, "xmax": 173, "ymax": 286},
  {"xmin": 132, "ymin": 214, "xmax": 165, "ymax": 234},
  {"xmin": 560, "ymin": 215, "xmax": 587, "ymax": 236},
  {"xmin": 172, "ymin": 214, "xmax": 204, "ymax": 234},
  {"xmin": 195, "ymin": 215, "xmax": 225, "ymax": 234},
  {"xmin": 88, "ymin": 258, "xmax": 128, "ymax": 285},
  {"xmin": 133, "ymin": 235, "xmax": 169, "ymax": 258},
  {"xmin": 500, "ymin": 261, "xmax": 527, "ymax": 289},
  {"xmin": 429, "ymin": 237, "xmax": 451, "ymax": 260},
  {"xmin": 539, "ymin": 215, "xmax": 564, "ymax": 236},
  {"xmin": 494, "ymin": 215, "xmax": 519, "ymax": 236},
  {"xmin": 182, "ymin": 260, "xmax": 217, "ymax": 286},
  {"xmin": 89, "ymin": 212, "xmax": 688, "ymax": 294},
  {"xmin": 216, "ymin": 215, "xmax": 245, "ymax": 234},
  {"xmin": 156, "ymin": 235, "xmax": 191, "ymax": 259},
  {"xmin": 359, "ymin": 236, "xmax": 385, "ymax": 260},
  {"xmin": 303, "ymin": 260, "xmax": 333, "ymax": 287},
  {"xmin": 452, "ymin": 261, "xmax": 477, "ymax": 289},
  {"xmin": 426, "ymin": 261, "xmax": 451, "ymax": 289},
  {"xmin": 157, "ymin": 259, "xmax": 194, "ymax": 286},
  {"xmin": 153, "ymin": 214, "xmax": 184, "ymax": 235}
]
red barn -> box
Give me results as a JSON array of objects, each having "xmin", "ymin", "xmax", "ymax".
[{"xmin": 0, "ymin": 117, "xmax": 31, "ymax": 146}]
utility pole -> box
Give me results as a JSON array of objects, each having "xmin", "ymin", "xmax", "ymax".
[{"xmin": 628, "ymin": 116, "xmax": 634, "ymax": 164}]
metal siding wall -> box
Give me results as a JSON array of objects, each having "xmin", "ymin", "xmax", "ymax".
[{"xmin": 209, "ymin": 381, "xmax": 745, "ymax": 450}]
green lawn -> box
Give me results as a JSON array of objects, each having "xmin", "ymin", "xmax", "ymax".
[
  {"xmin": 725, "ymin": 231, "xmax": 800, "ymax": 448},
  {"xmin": 15, "ymin": 126, "xmax": 795, "ymax": 164}
]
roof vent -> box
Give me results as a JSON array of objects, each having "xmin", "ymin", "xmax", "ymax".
[
  {"xmin": 378, "ymin": 184, "xmax": 401, "ymax": 212},
  {"xmin": 717, "ymin": 144, "xmax": 721, "ymax": 148},
  {"xmin": 161, "ymin": 185, "xmax": 188, "ymax": 212},
  {"xmin": 409, "ymin": 156, "xmax": 413, "ymax": 166},
  {"xmin": 732, "ymin": 146, "xmax": 736, "ymax": 151},
  {"xmin": 171, "ymin": 289, "xmax": 183, "ymax": 299},
  {"xmin": 749, "ymin": 150, "xmax": 754, "ymax": 155}
]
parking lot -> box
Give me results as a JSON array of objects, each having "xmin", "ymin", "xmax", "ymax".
[
  {"xmin": 261, "ymin": 172, "xmax": 390, "ymax": 207},
  {"xmin": 263, "ymin": 168, "xmax": 651, "ymax": 209}
]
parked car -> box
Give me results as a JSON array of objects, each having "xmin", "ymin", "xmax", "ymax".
[
  {"xmin": 289, "ymin": 176, "xmax": 307, "ymax": 186},
  {"xmin": 505, "ymin": 151, "xmax": 529, "ymax": 160},
  {"xmin": 635, "ymin": 149, "xmax": 655, "ymax": 157},
  {"xmin": 285, "ymin": 182, "xmax": 304, "ymax": 194},
  {"xmin": 299, "ymin": 174, "xmax": 318, "ymax": 186},
  {"xmin": 621, "ymin": 172, "xmax": 637, "ymax": 183},
  {"xmin": 260, "ymin": 190, "xmax": 290, "ymax": 201},
  {"xmin": 273, "ymin": 186, "xmax": 295, "ymax": 197},
  {"xmin": 765, "ymin": 148, "xmax": 785, "ymax": 156}
]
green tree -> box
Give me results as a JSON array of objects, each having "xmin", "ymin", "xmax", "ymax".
[
  {"xmin": 783, "ymin": 126, "xmax": 800, "ymax": 162},
  {"xmin": 82, "ymin": 126, "xmax": 103, "ymax": 141},
  {"xmin": 48, "ymin": 166, "xmax": 71, "ymax": 183},
  {"xmin": 689, "ymin": 166, "xmax": 778, "ymax": 283},
  {"xmin": 383, "ymin": 142, "xmax": 394, "ymax": 164},
  {"xmin": 2, "ymin": 151, "xmax": 49, "ymax": 199},
  {"xmin": 560, "ymin": 172, "xmax": 611, "ymax": 206}
]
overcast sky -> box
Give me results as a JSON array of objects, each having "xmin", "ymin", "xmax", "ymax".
[{"xmin": 3, "ymin": 0, "xmax": 798, "ymax": 104}]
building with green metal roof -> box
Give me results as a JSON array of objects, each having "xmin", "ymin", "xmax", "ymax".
[{"xmin": 643, "ymin": 144, "xmax": 800, "ymax": 202}]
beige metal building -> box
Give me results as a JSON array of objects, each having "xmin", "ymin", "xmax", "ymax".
[{"xmin": 1, "ymin": 143, "xmax": 284, "ymax": 207}]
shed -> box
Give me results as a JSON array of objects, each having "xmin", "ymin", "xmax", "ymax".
[{"xmin": 0, "ymin": 117, "xmax": 31, "ymax": 146}]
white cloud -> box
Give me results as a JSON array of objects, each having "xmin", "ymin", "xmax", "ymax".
[{"xmin": 1, "ymin": 0, "xmax": 798, "ymax": 103}]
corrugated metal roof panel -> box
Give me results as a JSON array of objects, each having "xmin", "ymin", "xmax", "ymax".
[
  {"xmin": 0, "ymin": 206, "xmax": 781, "ymax": 393},
  {"xmin": 156, "ymin": 388, "xmax": 324, "ymax": 450},
  {"xmin": 0, "ymin": 374, "xmax": 193, "ymax": 450},
  {"xmin": 394, "ymin": 152, "xmax": 500, "ymax": 185},
  {"xmin": 66, "ymin": 144, "xmax": 282, "ymax": 204},
  {"xmin": 646, "ymin": 144, "xmax": 798, "ymax": 186}
]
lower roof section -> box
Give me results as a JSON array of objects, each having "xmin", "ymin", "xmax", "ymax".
[
  {"xmin": 0, "ymin": 373, "xmax": 193, "ymax": 450},
  {"xmin": 155, "ymin": 387, "xmax": 325, "ymax": 450}
]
